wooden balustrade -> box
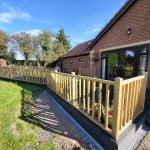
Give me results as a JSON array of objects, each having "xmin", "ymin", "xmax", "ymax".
[
  {"xmin": 79, "ymin": 67, "xmax": 96, "ymax": 77},
  {"xmin": 0, "ymin": 66, "xmax": 147, "ymax": 140}
]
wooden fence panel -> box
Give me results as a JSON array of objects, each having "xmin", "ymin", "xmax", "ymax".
[{"xmin": 79, "ymin": 67, "xmax": 96, "ymax": 77}]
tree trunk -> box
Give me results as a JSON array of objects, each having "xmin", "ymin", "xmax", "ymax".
[{"xmin": 24, "ymin": 54, "xmax": 28, "ymax": 66}]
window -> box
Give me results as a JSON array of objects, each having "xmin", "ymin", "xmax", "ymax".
[
  {"xmin": 140, "ymin": 46, "xmax": 147, "ymax": 54},
  {"xmin": 139, "ymin": 55, "xmax": 147, "ymax": 74},
  {"xmin": 108, "ymin": 52, "xmax": 118, "ymax": 79},
  {"xmin": 79, "ymin": 57, "xmax": 84, "ymax": 62},
  {"xmin": 101, "ymin": 44, "xmax": 149, "ymax": 79},
  {"xmin": 139, "ymin": 45, "xmax": 148, "ymax": 74},
  {"xmin": 65, "ymin": 60, "xmax": 68, "ymax": 66},
  {"xmin": 69, "ymin": 59, "xmax": 73, "ymax": 66},
  {"xmin": 102, "ymin": 53, "xmax": 106, "ymax": 58}
]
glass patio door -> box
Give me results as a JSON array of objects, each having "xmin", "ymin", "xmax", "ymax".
[
  {"xmin": 101, "ymin": 44, "xmax": 149, "ymax": 80},
  {"xmin": 101, "ymin": 48, "xmax": 137, "ymax": 80},
  {"xmin": 101, "ymin": 51, "xmax": 119, "ymax": 80},
  {"xmin": 108, "ymin": 52, "xmax": 118, "ymax": 80},
  {"xmin": 121, "ymin": 49, "xmax": 136, "ymax": 78}
]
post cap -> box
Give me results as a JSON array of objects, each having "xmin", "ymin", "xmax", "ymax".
[
  {"xmin": 71, "ymin": 72, "xmax": 76, "ymax": 75},
  {"xmin": 115, "ymin": 77, "xmax": 123, "ymax": 82}
]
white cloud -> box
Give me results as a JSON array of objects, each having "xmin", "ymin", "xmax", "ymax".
[
  {"xmin": 0, "ymin": 4, "xmax": 31, "ymax": 24},
  {"xmin": 25, "ymin": 29, "xmax": 42, "ymax": 36},
  {"xmin": 0, "ymin": 3, "xmax": 55, "ymax": 24},
  {"xmin": 85, "ymin": 24, "xmax": 102, "ymax": 35},
  {"xmin": 33, "ymin": 19, "xmax": 56, "ymax": 24},
  {"xmin": 12, "ymin": 29, "xmax": 42, "ymax": 36}
]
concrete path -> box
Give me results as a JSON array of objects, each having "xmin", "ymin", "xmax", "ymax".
[
  {"xmin": 128, "ymin": 123, "xmax": 150, "ymax": 150},
  {"xmin": 34, "ymin": 91, "xmax": 92, "ymax": 150},
  {"xmin": 137, "ymin": 131, "xmax": 150, "ymax": 150}
]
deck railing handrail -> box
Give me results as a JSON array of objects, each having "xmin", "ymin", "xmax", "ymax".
[{"xmin": 0, "ymin": 66, "xmax": 147, "ymax": 140}]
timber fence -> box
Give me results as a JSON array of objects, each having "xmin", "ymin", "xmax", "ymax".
[
  {"xmin": 79, "ymin": 67, "xmax": 96, "ymax": 77},
  {"xmin": 0, "ymin": 66, "xmax": 147, "ymax": 140}
]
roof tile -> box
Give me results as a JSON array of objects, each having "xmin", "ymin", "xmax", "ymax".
[{"xmin": 62, "ymin": 40, "xmax": 92, "ymax": 58}]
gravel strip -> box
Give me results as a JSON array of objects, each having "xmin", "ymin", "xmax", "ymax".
[{"xmin": 34, "ymin": 91, "xmax": 92, "ymax": 150}]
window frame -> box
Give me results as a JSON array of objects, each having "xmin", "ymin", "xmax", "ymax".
[
  {"xmin": 65, "ymin": 60, "xmax": 68, "ymax": 66},
  {"xmin": 69, "ymin": 59, "xmax": 73, "ymax": 66},
  {"xmin": 78, "ymin": 57, "xmax": 84, "ymax": 63}
]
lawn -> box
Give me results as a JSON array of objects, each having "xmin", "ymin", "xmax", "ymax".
[{"xmin": 0, "ymin": 80, "xmax": 57, "ymax": 150}]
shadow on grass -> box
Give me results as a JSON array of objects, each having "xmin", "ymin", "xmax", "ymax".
[
  {"xmin": 19, "ymin": 84, "xmax": 90, "ymax": 149},
  {"xmin": 19, "ymin": 88, "xmax": 43, "ymax": 127}
]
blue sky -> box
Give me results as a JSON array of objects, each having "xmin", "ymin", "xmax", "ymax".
[{"xmin": 0, "ymin": 0, "xmax": 126, "ymax": 47}]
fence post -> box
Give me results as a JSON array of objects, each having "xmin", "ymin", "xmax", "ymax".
[
  {"xmin": 9, "ymin": 66, "xmax": 12, "ymax": 79},
  {"xmin": 71, "ymin": 72, "xmax": 76, "ymax": 106},
  {"xmin": 141, "ymin": 72, "xmax": 148, "ymax": 110},
  {"xmin": 25, "ymin": 66, "xmax": 27, "ymax": 81},
  {"xmin": 79, "ymin": 68, "xmax": 81, "ymax": 75},
  {"xmin": 112, "ymin": 77, "xmax": 123, "ymax": 140},
  {"xmin": 55, "ymin": 70, "xmax": 58, "ymax": 92}
]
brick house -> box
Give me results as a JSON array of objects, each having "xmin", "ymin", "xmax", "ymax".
[
  {"xmin": 62, "ymin": 40, "xmax": 92, "ymax": 74},
  {"xmin": 0, "ymin": 58, "xmax": 6, "ymax": 67},
  {"xmin": 62, "ymin": 0, "xmax": 150, "ymax": 87}
]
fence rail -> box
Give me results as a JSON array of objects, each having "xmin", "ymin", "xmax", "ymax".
[{"xmin": 0, "ymin": 66, "xmax": 147, "ymax": 140}]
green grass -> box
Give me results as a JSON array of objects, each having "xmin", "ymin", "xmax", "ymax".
[{"xmin": 0, "ymin": 80, "xmax": 57, "ymax": 150}]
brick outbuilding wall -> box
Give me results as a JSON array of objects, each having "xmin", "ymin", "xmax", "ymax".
[
  {"xmin": 63, "ymin": 55, "xmax": 90, "ymax": 74},
  {"xmin": 90, "ymin": 0, "xmax": 150, "ymax": 83},
  {"xmin": 0, "ymin": 59, "xmax": 6, "ymax": 67}
]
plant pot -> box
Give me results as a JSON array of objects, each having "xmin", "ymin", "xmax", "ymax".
[{"xmin": 102, "ymin": 110, "xmax": 113, "ymax": 128}]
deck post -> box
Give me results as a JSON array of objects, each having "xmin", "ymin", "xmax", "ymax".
[
  {"xmin": 71, "ymin": 72, "xmax": 76, "ymax": 106},
  {"xmin": 112, "ymin": 77, "xmax": 123, "ymax": 140}
]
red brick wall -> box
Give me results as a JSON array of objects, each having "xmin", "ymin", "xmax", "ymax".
[
  {"xmin": 91, "ymin": 0, "xmax": 150, "ymax": 79},
  {"xmin": 0, "ymin": 59, "xmax": 6, "ymax": 66},
  {"xmin": 63, "ymin": 55, "xmax": 90, "ymax": 74}
]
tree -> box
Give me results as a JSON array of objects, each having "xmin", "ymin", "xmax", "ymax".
[
  {"xmin": 56, "ymin": 27, "xmax": 71, "ymax": 52},
  {"xmin": 38, "ymin": 31, "xmax": 55, "ymax": 66},
  {"xmin": 0, "ymin": 30, "xmax": 9, "ymax": 59},
  {"xmin": 53, "ymin": 42, "xmax": 66, "ymax": 58},
  {"xmin": 12, "ymin": 32, "xmax": 33, "ymax": 65},
  {"xmin": 31, "ymin": 36, "xmax": 42, "ymax": 66},
  {"xmin": 8, "ymin": 39, "xmax": 17, "ymax": 64},
  {"xmin": 9, "ymin": 49, "xmax": 16, "ymax": 64}
]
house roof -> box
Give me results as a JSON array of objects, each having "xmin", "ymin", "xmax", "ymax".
[
  {"xmin": 88, "ymin": 0, "xmax": 137, "ymax": 50},
  {"xmin": 62, "ymin": 40, "xmax": 92, "ymax": 59},
  {"xmin": 62, "ymin": 0, "xmax": 137, "ymax": 59}
]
